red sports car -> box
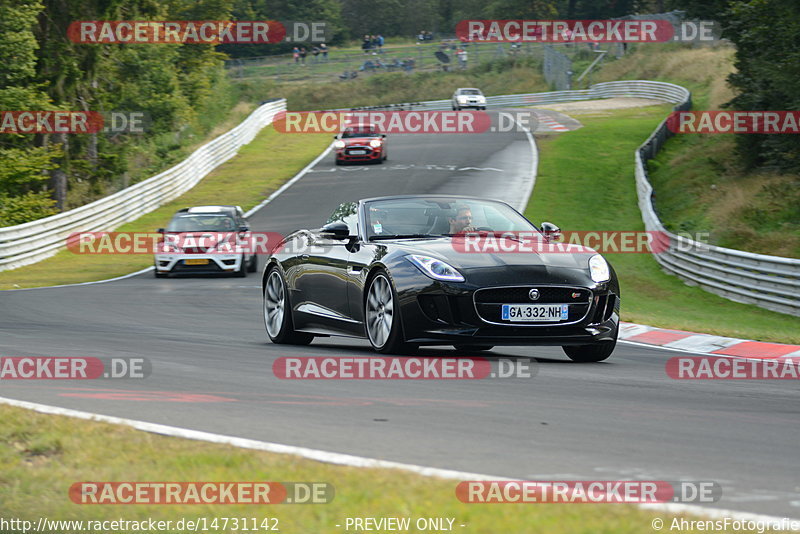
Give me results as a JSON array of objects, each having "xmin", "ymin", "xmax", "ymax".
[{"xmin": 333, "ymin": 124, "xmax": 388, "ymax": 165}]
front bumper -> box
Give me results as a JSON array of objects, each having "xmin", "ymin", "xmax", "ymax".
[
  {"xmin": 336, "ymin": 146, "xmax": 384, "ymax": 162},
  {"xmin": 456, "ymin": 100, "xmax": 486, "ymax": 109},
  {"xmin": 397, "ymin": 279, "xmax": 619, "ymax": 346},
  {"xmin": 154, "ymin": 254, "xmax": 242, "ymax": 275}
]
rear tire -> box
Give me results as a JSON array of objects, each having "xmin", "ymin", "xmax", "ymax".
[
  {"xmin": 364, "ymin": 270, "xmax": 414, "ymax": 354},
  {"xmin": 264, "ymin": 267, "xmax": 313, "ymax": 345}
]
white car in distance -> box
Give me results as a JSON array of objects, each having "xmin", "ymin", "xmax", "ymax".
[{"xmin": 452, "ymin": 88, "xmax": 487, "ymax": 110}]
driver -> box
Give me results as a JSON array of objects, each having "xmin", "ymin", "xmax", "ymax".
[{"xmin": 449, "ymin": 205, "xmax": 477, "ymax": 234}]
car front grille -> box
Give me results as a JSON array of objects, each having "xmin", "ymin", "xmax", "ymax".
[
  {"xmin": 345, "ymin": 146, "xmax": 372, "ymax": 155},
  {"xmin": 474, "ymin": 286, "xmax": 592, "ymax": 304},
  {"xmin": 473, "ymin": 285, "xmax": 593, "ymax": 326}
]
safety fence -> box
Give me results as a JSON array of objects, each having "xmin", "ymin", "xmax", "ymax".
[{"xmin": 0, "ymin": 99, "xmax": 286, "ymax": 272}]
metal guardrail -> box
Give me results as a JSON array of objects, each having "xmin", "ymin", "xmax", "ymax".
[
  {"xmin": 0, "ymin": 99, "xmax": 286, "ymax": 272},
  {"xmin": 629, "ymin": 87, "xmax": 800, "ymax": 317}
]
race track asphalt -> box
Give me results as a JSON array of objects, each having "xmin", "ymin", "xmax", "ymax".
[{"xmin": 1, "ymin": 115, "xmax": 797, "ymax": 518}]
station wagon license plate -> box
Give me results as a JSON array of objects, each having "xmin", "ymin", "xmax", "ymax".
[{"xmin": 501, "ymin": 304, "xmax": 568, "ymax": 322}]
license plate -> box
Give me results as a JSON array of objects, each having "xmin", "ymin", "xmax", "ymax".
[
  {"xmin": 184, "ymin": 259, "xmax": 209, "ymax": 265},
  {"xmin": 349, "ymin": 150, "xmax": 367, "ymax": 155},
  {"xmin": 501, "ymin": 304, "xmax": 568, "ymax": 322}
]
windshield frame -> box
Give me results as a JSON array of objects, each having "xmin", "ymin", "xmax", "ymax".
[
  {"xmin": 166, "ymin": 213, "xmax": 238, "ymax": 233},
  {"xmin": 358, "ymin": 197, "xmax": 539, "ymax": 242}
]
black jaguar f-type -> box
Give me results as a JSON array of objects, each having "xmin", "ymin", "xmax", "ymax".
[{"xmin": 262, "ymin": 195, "xmax": 620, "ymax": 361}]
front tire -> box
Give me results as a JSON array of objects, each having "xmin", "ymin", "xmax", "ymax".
[
  {"xmin": 264, "ymin": 267, "xmax": 313, "ymax": 345},
  {"xmin": 235, "ymin": 255, "xmax": 247, "ymax": 277},
  {"xmin": 247, "ymin": 255, "xmax": 258, "ymax": 273},
  {"xmin": 365, "ymin": 271, "xmax": 414, "ymax": 354},
  {"xmin": 562, "ymin": 328, "xmax": 617, "ymax": 362}
]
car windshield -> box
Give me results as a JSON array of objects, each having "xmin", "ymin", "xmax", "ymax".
[
  {"xmin": 364, "ymin": 198, "xmax": 538, "ymax": 240},
  {"xmin": 167, "ymin": 214, "xmax": 237, "ymax": 232},
  {"xmin": 342, "ymin": 127, "xmax": 381, "ymax": 138},
  {"xmin": 460, "ymin": 89, "xmax": 482, "ymax": 95}
]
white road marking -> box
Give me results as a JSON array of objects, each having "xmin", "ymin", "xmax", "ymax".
[
  {"xmin": 306, "ymin": 164, "xmax": 505, "ymax": 173},
  {"xmin": 0, "ymin": 395, "xmax": 795, "ymax": 525}
]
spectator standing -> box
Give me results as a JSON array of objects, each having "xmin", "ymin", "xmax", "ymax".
[
  {"xmin": 457, "ymin": 47, "xmax": 467, "ymax": 69},
  {"xmin": 299, "ymin": 46, "xmax": 307, "ymax": 64},
  {"xmin": 312, "ymin": 45, "xmax": 320, "ymax": 63},
  {"xmin": 292, "ymin": 46, "xmax": 300, "ymax": 64},
  {"xmin": 377, "ymin": 34, "xmax": 384, "ymax": 53},
  {"xmin": 362, "ymin": 35, "xmax": 371, "ymax": 53},
  {"xmin": 320, "ymin": 43, "xmax": 328, "ymax": 60}
]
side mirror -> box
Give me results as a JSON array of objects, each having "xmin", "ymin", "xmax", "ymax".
[
  {"xmin": 381, "ymin": 134, "xmax": 386, "ymax": 138},
  {"xmin": 541, "ymin": 222, "xmax": 561, "ymax": 241},
  {"xmin": 238, "ymin": 225, "xmax": 249, "ymax": 233},
  {"xmin": 156, "ymin": 228, "xmax": 165, "ymax": 233},
  {"xmin": 320, "ymin": 221, "xmax": 351, "ymax": 240}
]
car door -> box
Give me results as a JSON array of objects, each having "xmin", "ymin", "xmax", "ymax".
[
  {"xmin": 344, "ymin": 241, "xmax": 386, "ymax": 330},
  {"xmin": 292, "ymin": 203, "xmax": 360, "ymax": 334}
]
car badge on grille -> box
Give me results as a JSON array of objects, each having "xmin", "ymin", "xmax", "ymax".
[
  {"xmin": 528, "ymin": 289, "xmax": 540, "ymax": 301},
  {"xmin": 572, "ymin": 292, "xmax": 581, "ymax": 298}
]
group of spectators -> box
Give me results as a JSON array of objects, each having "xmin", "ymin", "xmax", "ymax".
[
  {"xmin": 292, "ymin": 43, "xmax": 328, "ymax": 64},
  {"xmin": 362, "ymin": 34, "xmax": 385, "ymax": 53},
  {"xmin": 416, "ymin": 30, "xmax": 434, "ymax": 43}
]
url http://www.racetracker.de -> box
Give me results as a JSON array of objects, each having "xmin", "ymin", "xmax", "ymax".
[{"xmin": 0, "ymin": 516, "xmax": 281, "ymax": 533}]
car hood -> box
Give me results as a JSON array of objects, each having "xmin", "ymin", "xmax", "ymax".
[
  {"xmin": 342, "ymin": 137, "xmax": 381, "ymax": 145},
  {"xmin": 161, "ymin": 231, "xmax": 237, "ymax": 248},
  {"xmin": 383, "ymin": 236, "xmax": 598, "ymax": 272}
]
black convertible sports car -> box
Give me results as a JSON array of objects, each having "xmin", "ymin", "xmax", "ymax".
[{"xmin": 262, "ymin": 195, "xmax": 620, "ymax": 361}]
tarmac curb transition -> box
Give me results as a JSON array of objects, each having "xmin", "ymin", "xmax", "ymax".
[{"xmin": 619, "ymin": 322, "xmax": 800, "ymax": 360}]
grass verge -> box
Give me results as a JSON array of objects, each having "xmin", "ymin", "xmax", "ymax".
[
  {"xmin": 0, "ymin": 404, "xmax": 746, "ymax": 534},
  {"xmin": 526, "ymin": 105, "xmax": 800, "ymax": 344},
  {"xmin": 595, "ymin": 43, "xmax": 799, "ymax": 258},
  {"xmin": 0, "ymin": 129, "xmax": 330, "ymax": 290},
  {"xmin": 236, "ymin": 56, "xmax": 548, "ymax": 111}
]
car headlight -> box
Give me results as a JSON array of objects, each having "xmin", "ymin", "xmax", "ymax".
[
  {"xmin": 589, "ymin": 254, "xmax": 610, "ymax": 283},
  {"xmin": 458, "ymin": 96, "xmax": 469, "ymax": 103},
  {"xmin": 369, "ymin": 139, "xmax": 382, "ymax": 148},
  {"xmin": 333, "ymin": 140, "xmax": 345, "ymax": 149},
  {"xmin": 160, "ymin": 242, "xmax": 181, "ymax": 254},
  {"xmin": 406, "ymin": 254, "xmax": 465, "ymax": 282},
  {"xmin": 216, "ymin": 241, "xmax": 234, "ymax": 254}
]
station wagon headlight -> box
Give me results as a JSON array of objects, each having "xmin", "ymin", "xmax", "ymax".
[
  {"xmin": 334, "ymin": 140, "xmax": 345, "ymax": 149},
  {"xmin": 407, "ymin": 255, "xmax": 465, "ymax": 282},
  {"xmin": 589, "ymin": 254, "xmax": 610, "ymax": 283},
  {"xmin": 369, "ymin": 139, "xmax": 382, "ymax": 148}
]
